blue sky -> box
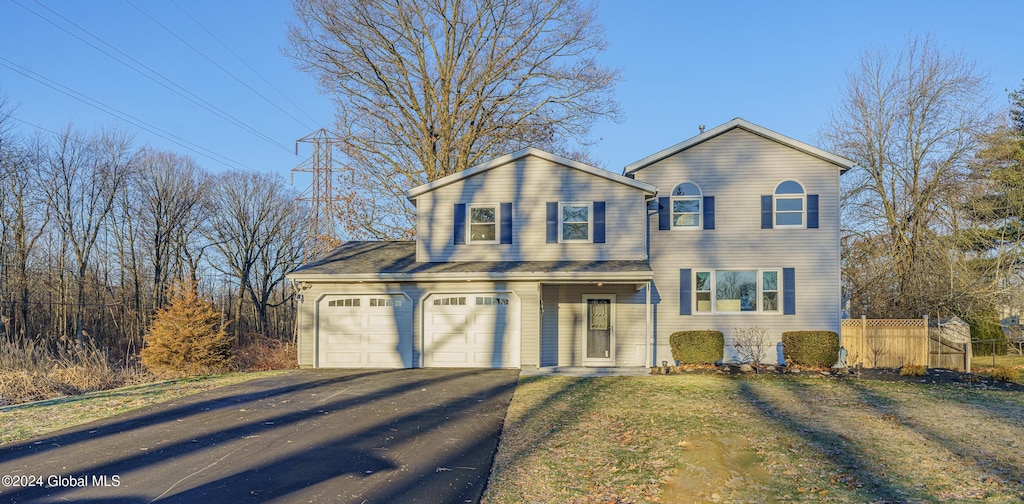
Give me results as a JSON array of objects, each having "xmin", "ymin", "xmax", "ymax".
[{"xmin": 1, "ymin": 0, "xmax": 1021, "ymax": 182}]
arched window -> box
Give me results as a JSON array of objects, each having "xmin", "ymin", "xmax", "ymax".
[
  {"xmin": 671, "ymin": 182, "xmax": 702, "ymax": 229},
  {"xmin": 774, "ymin": 180, "xmax": 805, "ymax": 227}
]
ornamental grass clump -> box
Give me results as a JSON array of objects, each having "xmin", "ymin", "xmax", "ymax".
[
  {"xmin": 669, "ymin": 330, "xmax": 724, "ymax": 364},
  {"xmin": 899, "ymin": 364, "xmax": 928, "ymax": 377},
  {"xmin": 141, "ymin": 282, "xmax": 234, "ymax": 377},
  {"xmin": 989, "ymin": 366, "xmax": 1021, "ymax": 383}
]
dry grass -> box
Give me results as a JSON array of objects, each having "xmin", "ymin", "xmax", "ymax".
[
  {"xmin": 0, "ymin": 371, "xmax": 280, "ymax": 445},
  {"xmin": 0, "ymin": 336, "xmax": 149, "ymax": 406},
  {"xmin": 484, "ymin": 374, "xmax": 1024, "ymax": 504},
  {"xmin": 234, "ymin": 334, "xmax": 299, "ymax": 371}
]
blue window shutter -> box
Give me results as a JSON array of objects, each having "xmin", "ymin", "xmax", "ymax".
[
  {"xmin": 761, "ymin": 195, "xmax": 773, "ymax": 229},
  {"xmin": 807, "ymin": 194, "xmax": 819, "ymax": 229},
  {"xmin": 703, "ymin": 196, "xmax": 715, "ymax": 230},
  {"xmin": 658, "ymin": 197, "xmax": 670, "ymax": 230},
  {"xmin": 593, "ymin": 201, "xmax": 606, "ymax": 243},
  {"xmin": 783, "ymin": 268, "xmax": 796, "ymax": 315},
  {"xmin": 453, "ymin": 203, "xmax": 466, "ymax": 245},
  {"xmin": 680, "ymin": 268, "xmax": 692, "ymax": 316},
  {"xmin": 546, "ymin": 202, "xmax": 558, "ymax": 243},
  {"xmin": 500, "ymin": 202, "xmax": 513, "ymax": 244}
]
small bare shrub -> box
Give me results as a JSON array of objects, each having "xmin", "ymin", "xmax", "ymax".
[
  {"xmin": 733, "ymin": 327, "xmax": 773, "ymax": 371},
  {"xmin": 234, "ymin": 334, "xmax": 298, "ymax": 371},
  {"xmin": 141, "ymin": 282, "xmax": 234, "ymax": 377},
  {"xmin": 899, "ymin": 364, "xmax": 927, "ymax": 377}
]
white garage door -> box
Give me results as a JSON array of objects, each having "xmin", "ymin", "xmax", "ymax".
[
  {"xmin": 318, "ymin": 294, "xmax": 412, "ymax": 368},
  {"xmin": 424, "ymin": 293, "xmax": 520, "ymax": 368}
]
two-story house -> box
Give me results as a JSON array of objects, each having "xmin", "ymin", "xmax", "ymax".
[{"xmin": 286, "ymin": 118, "xmax": 854, "ymax": 369}]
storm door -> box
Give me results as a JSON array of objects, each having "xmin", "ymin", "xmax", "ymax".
[{"xmin": 582, "ymin": 294, "xmax": 615, "ymax": 366}]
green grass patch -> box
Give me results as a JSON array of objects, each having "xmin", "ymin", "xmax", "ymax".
[
  {"xmin": 484, "ymin": 374, "xmax": 1024, "ymax": 503},
  {"xmin": 0, "ymin": 371, "xmax": 281, "ymax": 445}
]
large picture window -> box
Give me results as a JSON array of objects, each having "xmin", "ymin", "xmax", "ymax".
[{"xmin": 693, "ymin": 269, "xmax": 782, "ymax": 313}]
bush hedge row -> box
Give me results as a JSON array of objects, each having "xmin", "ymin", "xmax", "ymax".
[
  {"xmin": 781, "ymin": 331, "xmax": 840, "ymax": 367},
  {"xmin": 669, "ymin": 330, "xmax": 724, "ymax": 364}
]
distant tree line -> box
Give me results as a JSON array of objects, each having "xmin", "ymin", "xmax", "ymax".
[{"xmin": 0, "ymin": 97, "xmax": 305, "ymax": 361}]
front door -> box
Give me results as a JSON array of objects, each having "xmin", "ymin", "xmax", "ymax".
[{"xmin": 583, "ymin": 294, "xmax": 615, "ymax": 366}]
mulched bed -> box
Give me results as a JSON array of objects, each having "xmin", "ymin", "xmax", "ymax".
[{"xmin": 654, "ymin": 363, "xmax": 1024, "ymax": 392}]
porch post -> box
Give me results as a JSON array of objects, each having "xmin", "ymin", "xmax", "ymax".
[{"xmin": 646, "ymin": 280, "xmax": 652, "ymax": 368}]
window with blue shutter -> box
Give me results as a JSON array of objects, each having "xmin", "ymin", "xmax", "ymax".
[
  {"xmin": 703, "ymin": 196, "xmax": 715, "ymax": 230},
  {"xmin": 593, "ymin": 201, "xmax": 606, "ymax": 243},
  {"xmin": 453, "ymin": 203, "xmax": 466, "ymax": 245},
  {"xmin": 761, "ymin": 195, "xmax": 773, "ymax": 229},
  {"xmin": 546, "ymin": 202, "xmax": 558, "ymax": 243},
  {"xmin": 679, "ymin": 268, "xmax": 692, "ymax": 315},
  {"xmin": 807, "ymin": 195, "xmax": 819, "ymax": 229},
  {"xmin": 658, "ymin": 197, "xmax": 670, "ymax": 230},
  {"xmin": 783, "ymin": 267, "xmax": 796, "ymax": 315},
  {"xmin": 500, "ymin": 202, "xmax": 513, "ymax": 244}
]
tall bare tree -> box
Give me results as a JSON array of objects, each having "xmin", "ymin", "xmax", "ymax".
[
  {"xmin": 823, "ymin": 36, "xmax": 993, "ymax": 317},
  {"xmin": 207, "ymin": 171, "xmax": 304, "ymax": 339},
  {"xmin": 287, "ymin": 0, "xmax": 620, "ymax": 238},
  {"xmin": 44, "ymin": 126, "xmax": 135, "ymax": 343}
]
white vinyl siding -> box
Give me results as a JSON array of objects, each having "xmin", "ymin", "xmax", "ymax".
[
  {"xmin": 415, "ymin": 156, "xmax": 648, "ymax": 262},
  {"xmin": 634, "ymin": 128, "xmax": 842, "ymax": 365}
]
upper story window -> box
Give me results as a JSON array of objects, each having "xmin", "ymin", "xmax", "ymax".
[
  {"xmin": 468, "ymin": 204, "xmax": 498, "ymax": 243},
  {"xmin": 671, "ymin": 182, "xmax": 702, "ymax": 229},
  {"xmin": 560, "ymin": 202, "xmax": 592, "ymax": 242},
  {"xmin": 774, "ymin": 180, "xmax": 805, "ymax": 228}
]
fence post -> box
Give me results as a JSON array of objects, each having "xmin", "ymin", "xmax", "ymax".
[
  {"xmin": 922, "ymin": 315, "xmax": 929, "ymax": 367},
  {"xmin": 860, "ymin": 315, "xmax": 867, "ymax": 368}
]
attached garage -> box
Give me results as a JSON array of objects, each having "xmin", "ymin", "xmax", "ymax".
[
  {"xmin": 317, "ymin": 294, "xmax": 412, "ymax": 368},
  {"xmin": 423, "ymin": 293, "xmax": 520, "ymax": 368}
]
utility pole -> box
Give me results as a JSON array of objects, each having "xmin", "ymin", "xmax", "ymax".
[{"xmin": 292, "ymin": 128, "xmax": 342, "ymax": 262}]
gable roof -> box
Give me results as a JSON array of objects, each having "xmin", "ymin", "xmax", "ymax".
[
  {"xmin": 288, "ymin": 241, "xmax": 653, "ymax": 281},
  {"xmin": 407, "ymin": 147, "xmax": 657, "ymax": 200},
  {"xmin": 623, "ymin": 118, "xmax": 856, "ymax": 175}
]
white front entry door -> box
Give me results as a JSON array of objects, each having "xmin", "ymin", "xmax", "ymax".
[{"xmin": 582, "ymin": 294, "xmax": 615, "ymax": 366}]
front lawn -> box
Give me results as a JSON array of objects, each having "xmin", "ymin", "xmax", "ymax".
[{"xmin": 484, "ymin": 374, "xmax": 1024, "ymax": 503}]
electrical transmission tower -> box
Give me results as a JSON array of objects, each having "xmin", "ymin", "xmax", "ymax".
[{"xmin": 292, "ymin": 128, "xmax": 342, "ymax": 262}]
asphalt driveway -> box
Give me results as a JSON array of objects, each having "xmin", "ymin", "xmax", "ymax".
[{"xmin": 0, "ymin": 369, "xmax": 519, "ymax": 503}]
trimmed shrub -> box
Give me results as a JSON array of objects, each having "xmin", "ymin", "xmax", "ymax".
[
  {"xmin": 669, "ymin": 331, "xmax": 724, "ymax": 364},
  {"xmin": 141, "ymin": 282, "xmax": 234, "ymax": 377},
  {"xmin": 782, "ymin": 331, "xmax": 840, "ymax": 367}
]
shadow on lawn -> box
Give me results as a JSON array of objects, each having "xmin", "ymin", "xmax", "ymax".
[{"xmin": 734, "ymin": 380, "xmax": 913, "ymax": 502}]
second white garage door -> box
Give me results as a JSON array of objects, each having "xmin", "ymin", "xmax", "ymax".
[
  {"xmin": 318, "ymin": 294, "xmax": 412, "ymax": 368},
  {"xmin": 424, "ymin": 293, "xmax": 520, "ymax": 368}
]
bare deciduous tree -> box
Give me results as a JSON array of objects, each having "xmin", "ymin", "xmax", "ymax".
[
  {"xmin": 823, "ymin": 35, "xmax": 994, "ymax": 317},
  {"xmin": 287, "ymin": 0, "xmax": 621, "ymax": 238},
  {"xmin": 44, "ymin": 126, "xmax": 135, "ymax": 343}
]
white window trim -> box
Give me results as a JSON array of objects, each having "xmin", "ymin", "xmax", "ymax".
[
  {"xmin": 670, "ymin": 182, "xmax": 702, "ymax": 230},
  {"xmin": 774, "ymin": 180, "xmax": 806, "ymax": 229},
  {"xmin": 693, "ymin": 269, "xmax": 783, "ymax": 315},
  {"xmin": 467, "ymin": 203, "xmax": 500, "ymax": 244},
  {"xmin": 558, "ymin": 202, "xmax": 593, "ymax": 243}
]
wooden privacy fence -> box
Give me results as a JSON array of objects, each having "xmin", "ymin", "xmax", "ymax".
[{"xmin": 840, "ymin": 317, "xmax": 971, "ymax": 371}]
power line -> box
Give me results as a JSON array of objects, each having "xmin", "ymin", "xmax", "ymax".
[
  {"xmin": 170, "ymin": 0, "xmax": 322, "ymax": 129},
  {"xmin": 16, "ymin": 0, "xmax": 293, "ymax": 154},
  {"xmin": 127, "ymin": 0, "xmax": 318, "ymax": 132},
  {"xmin": 0, "ymin": 56, "xmax": 251, "ymax": 171}
]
